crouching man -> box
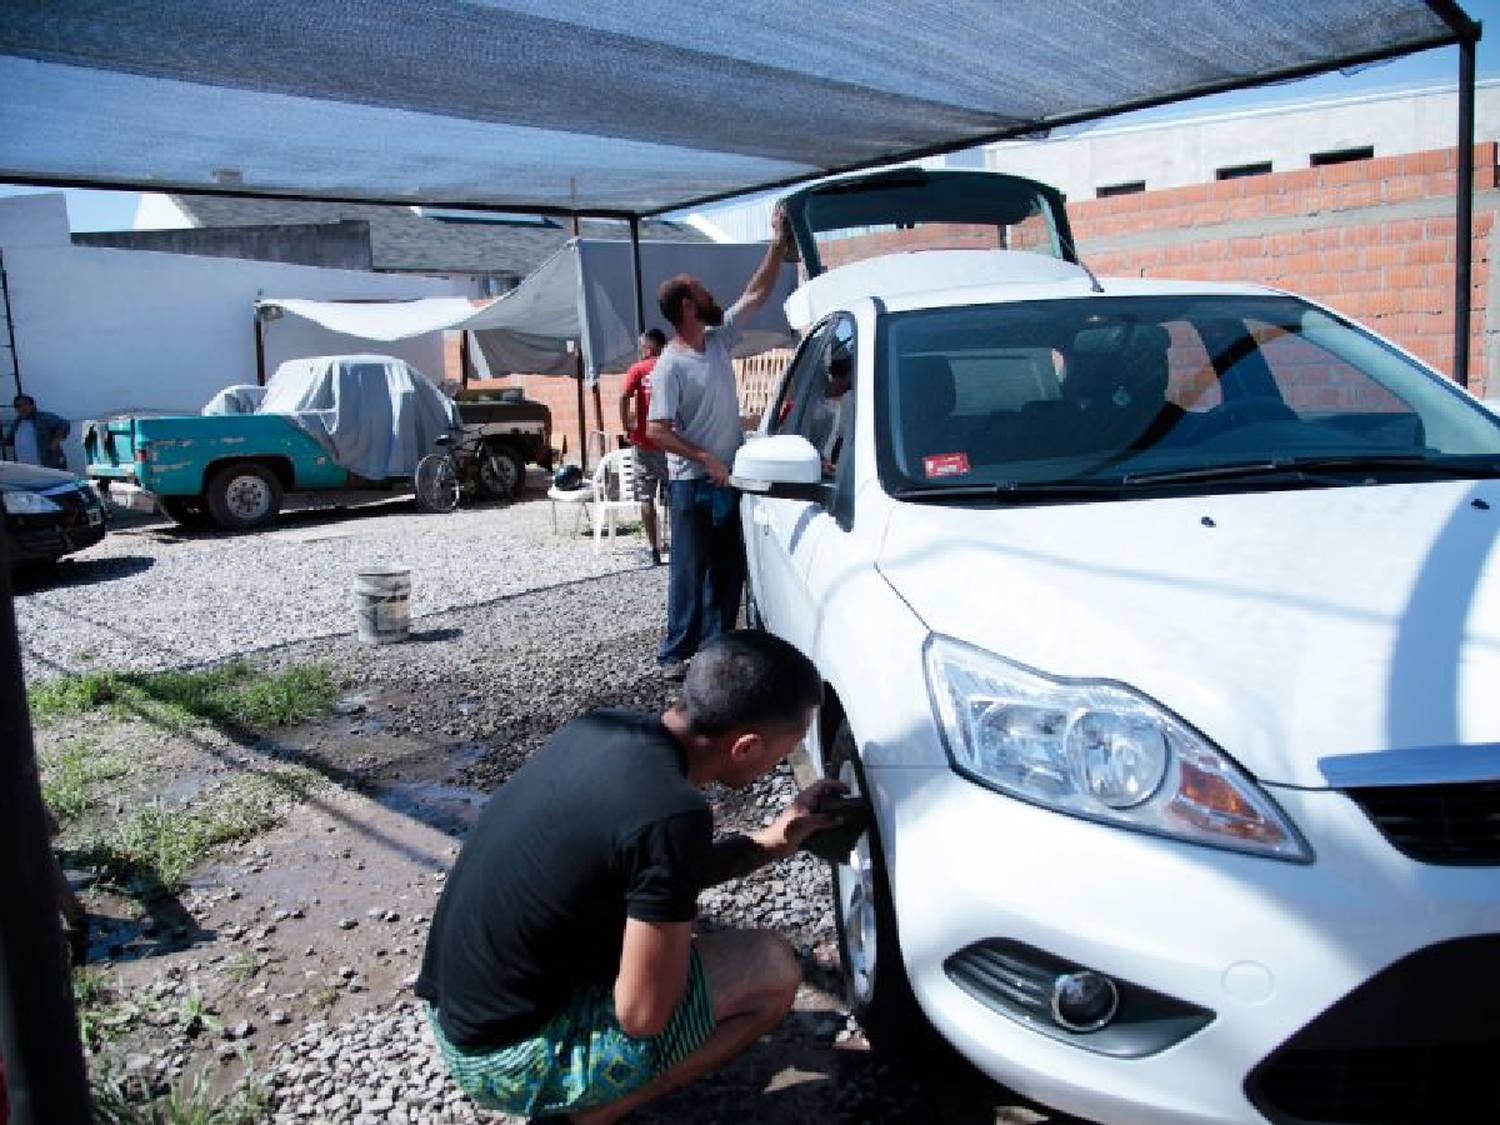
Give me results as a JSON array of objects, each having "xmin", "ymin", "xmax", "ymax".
[{"xmin": 417, "ymin": 630, "xmax": 838, "ymax": 1124}]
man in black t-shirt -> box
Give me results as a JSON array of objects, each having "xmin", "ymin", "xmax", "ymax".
[{"xmin": 418, "ymin": 630, "xmax": 836, "ymax": 1124}]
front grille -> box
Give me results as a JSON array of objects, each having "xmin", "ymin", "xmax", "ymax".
[
  {"xmin": 1247, "ymin": 935, "xmax": 1500, "ymax": 1125},
  {"xmin": 1256, "ymin": 1047, "xmax": 1495, "ymax": 1124},
  {"xmin": 1347, "ymin": 780, "xmax": 1500, "ymax": 864}
]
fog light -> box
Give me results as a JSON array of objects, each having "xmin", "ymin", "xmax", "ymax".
[{"xmin": 1051, "ymin": 970, "xmax": 1119, "ymax": 1032}]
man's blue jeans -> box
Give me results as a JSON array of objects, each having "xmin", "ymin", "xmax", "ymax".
[{"xmin": 659, "ymin": 479, "xmax": 745, "ymax": 665}]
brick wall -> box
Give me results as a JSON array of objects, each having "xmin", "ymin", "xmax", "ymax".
[{"xmin": 1070, "ymin": 142, "xmax": 1498, "ymax": 397}]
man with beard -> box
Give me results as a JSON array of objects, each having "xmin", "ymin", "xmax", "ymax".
[{"xmin": 646, "ymin": 211, "xmax": 795, "ymax": 678}]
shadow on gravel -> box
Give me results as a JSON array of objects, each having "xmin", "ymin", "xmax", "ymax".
[
  {"xmin": 11, "ymin": 553, "xmax": 154, "ymax": 592},
  {"xmin": 406, "ymin": 626, "xmax": 464, "ymax": 643}
]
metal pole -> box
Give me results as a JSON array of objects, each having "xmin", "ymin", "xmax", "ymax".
[
  {"xmin": 570, "ymin": 217, "xmax": 588, "ymax": 470},
  {"xmin": 1, "ymin": 249, "xmax": 23, "ymax": 398},
  {"xmin": 0, "ymin": 544, "xmax": 93, "ymax": 1124},
  {"xmin": 1453, "ymin": 34, "xmax": 1477, "ymax": 389},
  {"xmin": 629, "ymin": 216, "xmax": 646, "ymax": 337},
  {"xmin": 253, "ymin": 311, "xmax": 267, "ymax": 386}
]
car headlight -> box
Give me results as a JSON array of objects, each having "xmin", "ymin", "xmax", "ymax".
[
  {"xmin": 2, "ymin": 491, "xmax": 63, "ymax": 515},
  {"xmin": 924, "ymin": 634, "xmax": 1310, "ymax": 861}
]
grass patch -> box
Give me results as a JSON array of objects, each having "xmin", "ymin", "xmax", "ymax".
[
  {"xmin": 71, "ymin": 767, "xmax": 321, "ymax": 897},
  {"xmin": 29, "ymin": 663, "xmax": 338, "ymax": 731},
  {"xmin": 91, "ymin": 1059, "xmax": 268, "ymax": 1125},
  {"xmin": 40, "ymin": 738, "xmax": 132, "ymax": 822}
]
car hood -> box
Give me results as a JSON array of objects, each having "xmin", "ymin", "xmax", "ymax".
[
  {"xmin": 877, "ymin": 480, "xmax": 1500, "ymax": 787},
  {"xmin": 0, "ymin": 461, "xmax": 80, "ymax": 491}
]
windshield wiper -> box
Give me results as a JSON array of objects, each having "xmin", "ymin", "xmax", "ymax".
[
  {"xmin": 891, "ymin": 481, "xmax": 1126, "ymax": 502},
  {"xmin": 1123, "ymin": 454, "xmax": 1500, "ymax": 487}
]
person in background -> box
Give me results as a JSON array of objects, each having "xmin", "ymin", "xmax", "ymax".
[
  {"xmin": 619, "ymin": 328, "xmax": 669, "ymax": 565},
  {"xmin": 4, "ymin": 394, "xmax": 70, "ymax": 470},
  {"xmin": 646, "ymin": 210, "xmax": 795, "ymax": 679},
  {"xmin": 417, "ymin": 630, "xmax": 841, "ymax": 1125}
]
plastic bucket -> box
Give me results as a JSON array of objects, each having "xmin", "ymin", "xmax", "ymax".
[{"xmin": 354, "ymin": 566, "xmax": 412, "ymax": 644}]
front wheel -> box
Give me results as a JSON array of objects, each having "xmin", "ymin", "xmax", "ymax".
[
  {"xmin": 205, "ymin": 463, "xmax": 282, "ymax": 531},
  {"xmin": 414, "ymin": 454, "xmax": 460, "ymax": 513},
  {"xmin": 827, "ymin": 719, "xmax": 920, "ymax": 1047}
]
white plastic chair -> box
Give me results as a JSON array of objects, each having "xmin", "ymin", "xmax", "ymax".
[
  {"xmin": 591, "ymin": 447, "xmax": 642, "ymax": 551},
  {"xmin": 547, "ymin": 473, "xmax": 594, "ymax": 535}
]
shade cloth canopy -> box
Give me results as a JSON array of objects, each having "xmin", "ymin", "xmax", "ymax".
[
  {"xmin": 260, "ymin": 239, "xmax": 800, "ymax": 383},
  {"xmin": 0, "ymin": 1, "xmax": 1477, "ymax": 218}
]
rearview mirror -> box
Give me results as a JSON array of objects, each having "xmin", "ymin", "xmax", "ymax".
[{"xmin": 731, "ymin": 434, "xmax": 829, "ymax": 501}]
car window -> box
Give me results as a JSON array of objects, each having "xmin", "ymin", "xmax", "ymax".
[
  {"xmin": 875, "ymin": 294, "xmax": 1500, "ymax": 495},
  {"xmin": 770, "ymin": 319, "xmax": 836, "ymax": 439}
]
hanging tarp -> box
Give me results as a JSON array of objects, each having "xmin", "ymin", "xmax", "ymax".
[
  {"xmin": 0, "ymin": 2, "xmax": 1474, "ymax": 217},
  {"xmin": 259, "ymin": 239, "xmax": 800, "ymax": 384}
]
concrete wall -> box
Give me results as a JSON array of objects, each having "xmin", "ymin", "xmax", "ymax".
[
  {"xmin": 1, "ymin": 239, "xmax": 459, "ymax": 470},
  {"xmin": 985, "ymin": 82, "xmax": 1500, "ymax": 203},
  {"xmin": 74, "ymin": 220, "xmax": 375, "ymax": 270}
]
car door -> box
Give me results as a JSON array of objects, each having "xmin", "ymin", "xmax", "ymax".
[{"xmin": 746, "ymin": 315, "xmax": 858, "ymax": 657}]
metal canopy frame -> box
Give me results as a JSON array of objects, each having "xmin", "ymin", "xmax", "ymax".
[{"xmin": 0, "ymin": 4, "xmax": 1485, "ymax": 1121}]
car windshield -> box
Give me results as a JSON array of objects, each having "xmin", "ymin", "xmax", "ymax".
[{"xmin": 875, "ymin": 294, "xmax": 1500, "ymax": 500}]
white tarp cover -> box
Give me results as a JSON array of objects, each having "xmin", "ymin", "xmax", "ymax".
[
  {"xmin": 256, "ymin": 355, "xmax": 460, "ymax": 480},
  {"xmin": 0, "ymin": 2, "xmax": 1471, "ymax": 216},
  {"xmin": 261, "ymin": 239, "xmax": 801, "ymax": 384},
  {"xmin": 201, "ymin": 385, "xmax": 267, "ymax": 416}
]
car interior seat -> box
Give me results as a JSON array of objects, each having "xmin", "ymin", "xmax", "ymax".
[
  {"xmin": 1062, "ymin": 323, "xmax": 1184, "ymax": 455},
  {"xmin": 896, "ymin": 354, "xmax": 957, "ymax": 475}
]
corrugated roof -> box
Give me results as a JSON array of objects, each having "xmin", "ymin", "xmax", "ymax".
[
  {"xmin": 0, "ymin": 1, "xmax": 1476, "ymax": 216},
  {"xmin": 167, "ymin": 196, "xmax": 704, "ymax": 274}
]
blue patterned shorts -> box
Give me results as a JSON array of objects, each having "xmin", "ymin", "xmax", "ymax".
[{"xmin": 426, "ymin": 949, "xmax": 715, "ymax": 1117}]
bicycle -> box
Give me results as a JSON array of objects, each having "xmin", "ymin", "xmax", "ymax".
[{"xmin": 413, "ymin": 430, "xmax": 515, "ymax": 513}]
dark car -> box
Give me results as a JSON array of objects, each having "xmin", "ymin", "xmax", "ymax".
[{"xmin": 1, "ymin": 461, "xmax": 108, "ymax": 568}]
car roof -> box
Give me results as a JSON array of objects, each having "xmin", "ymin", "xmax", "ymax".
[{"xmin": 783, "ymin": 248, "xmax": 1284, "ymax": 329}]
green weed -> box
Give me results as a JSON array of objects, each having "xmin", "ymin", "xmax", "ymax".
[
  {"xmin": 28, "ymin": 663, "xmax": 337, "ymax": 731},
  {"xmin": 39, "ymin": 738, "xmax": 131, "ymax": 822},
  {"xmin": 90, "ymin": 1057, "xmax": 269, "ymax": 1125},
  {"xmin": 73, "ymin": 767, "xmax": 321, "ymax": 896}
]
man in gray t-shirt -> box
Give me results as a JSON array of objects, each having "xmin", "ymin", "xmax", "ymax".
[{"xmin": 646, "ymin": 213, "xmax": 795, "ymax": 673}]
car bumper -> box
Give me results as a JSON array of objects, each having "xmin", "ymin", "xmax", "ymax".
[
  {"xmin": 107, "ymin": 482, "xmax": 160, "ymax": 514},
  {"xmin": 5, "ymin": 510, "xmax": 107, "ymax": 565},
  {"xmin": 873, "ymin": 765, "xmax": 1500, "ymax": 1125}
]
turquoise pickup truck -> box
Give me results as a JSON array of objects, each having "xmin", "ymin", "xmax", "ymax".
[
  {"xmin": 83, "ymin": 355, "xmax": 467, "ymax": 531},
  {"xmin": 84, "ymin": 411, "xmax": 361, "ymax": 530}
]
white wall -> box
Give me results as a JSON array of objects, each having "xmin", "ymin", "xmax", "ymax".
[
  {"xmin": 2, "ymin": 241, "xmax": 459, "ymax": 469},
  {"xmin": 0, "ymin": 192, "xmax": 71, "ymax": 247},
  {"xmin": 985, "ymin": 81, "xmax": 1500, "ymax": 201}
]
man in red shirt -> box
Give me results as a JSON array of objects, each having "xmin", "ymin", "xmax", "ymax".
[{"xmin": 618, "ymin": 328, "xmax": 669, "ymax": 564}]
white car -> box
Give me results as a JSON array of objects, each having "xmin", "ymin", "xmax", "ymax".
[{"xmin": 734, "ymin": 170, "xmax": 1500, "ymax": 1125}]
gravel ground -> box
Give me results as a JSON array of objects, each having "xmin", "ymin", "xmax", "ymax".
[{"xmin": 15, "ymin": 484, "xmax": 1055, "ymax": 1124}]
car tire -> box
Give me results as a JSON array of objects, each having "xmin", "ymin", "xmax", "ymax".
[
  {"xmin": 827, "ymin": 718, "xmax": 920, "ymax": 1047},
  {"xmin": 158, "ymin": 495, "xmax": 213, "ymax": 529},
  {"xmin": 204, "ymin": 463, "xmax": 283, "ymax": 531},
  {"xmin": 477, "ymin": 442, "xmax": 525, "ymax": 500}
]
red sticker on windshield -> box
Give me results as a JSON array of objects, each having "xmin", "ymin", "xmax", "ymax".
[{"xmin": 923, "ymin": 452, "xmax": 971, "ymax": 478}]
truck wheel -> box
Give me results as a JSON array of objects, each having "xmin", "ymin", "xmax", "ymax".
[
  {"xmin": 158, "ymin": 495, "xmax": 213, "ymax": 529},
  {"xmin": 205, "ymin": 463, "xmax": 282, "ymax": 530},
  {"xmin": 827, "ymin": 719, "xmax": 921, "ymax": 1048},
  {"xmin": 479, "ymin": 442, "xmax": 526, "ymax": 499}
]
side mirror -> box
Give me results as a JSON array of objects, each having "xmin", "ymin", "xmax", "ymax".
[{"xmin": 730, "ymin": 434, "xmax": 829, "ymax": 501}]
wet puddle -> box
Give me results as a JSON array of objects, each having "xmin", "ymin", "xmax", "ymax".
[{"xmin": 366, "ymin": 740, "xmax": 489, "ymax": 838}]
